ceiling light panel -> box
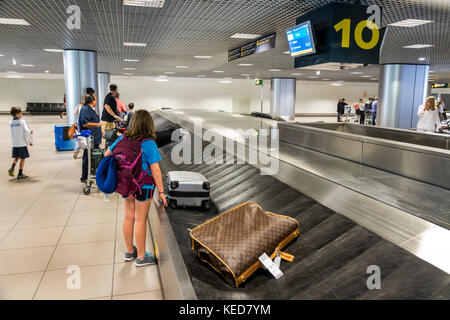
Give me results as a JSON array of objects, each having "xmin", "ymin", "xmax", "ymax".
[
  {"xmin": 124, "ymin": 0, "xmax": 165, "ymax": 8},
  {"xmin": 403, "ymin": 44, "xmax": 434, "ymax": 49},
  {"xmin": 388, "ymin": 19, "xmax": 434, "ymax": 27},
  {"xmin": 230, "ymin": 33, "xmax": 261, "ymax": 39},
  {"xmin": 0, "ymin": 18, "xmax": 30, "ymax": 25},
  {"xmin": 123, "ymin": 42, "xmax": 147, "ymax": 47}
]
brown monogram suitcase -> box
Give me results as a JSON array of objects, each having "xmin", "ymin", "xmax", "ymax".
[{"xmin": 190, "ymin": 202, "xmax": 300, "ymax": 287}]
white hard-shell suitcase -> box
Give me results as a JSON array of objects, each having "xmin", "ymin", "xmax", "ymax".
[{"xmin": 166, "ymin": 171, "xmax": 210, "ymax": 210}]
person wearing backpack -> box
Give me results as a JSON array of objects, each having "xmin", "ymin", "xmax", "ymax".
[{"xmin": 104, "ymin": 109, "xmax": 168, "ymax": 267}]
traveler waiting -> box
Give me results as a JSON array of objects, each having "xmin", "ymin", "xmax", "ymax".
[
  {"xmin": 337, "ymin": 98, "xmax": 347, "ymax": 122},
  {"xmin": 439, "ymin": 98, "xmax": 447, "ymax": 120},
  {"xmin": 73, "ymin": 88, "xmax": 96, "ymax": 159},
  {"xmin": 79, "ymin": 94, "xmax": 103, "ymax": 183},
  {"xmin": 126, "ymin": 103, "xmax": 135, "ymax": 130},
  {"xmin": 101, "ymin": 84, "xmax": 121, "ymax": 146},
  {"xmin": 116, "ymin": 92, "xmax": 127, "ymax": 117},
  {"xmin": 104, "ymin": 109, "xmax": 168, "ymax": 267},
  {"xmin": 372, "ymin": 97, "xmax": 378, "ymax": 126},
  {"xmin": 417, "ymin": 96, "xmax": 442, "ymax": 133},
  {"xmin": 8, "ymin": 107, "xmax": 33, "ymax": 179},
  {"xmin": 358, "ymin": 98, "xmax": 365, "ymax": 124}
]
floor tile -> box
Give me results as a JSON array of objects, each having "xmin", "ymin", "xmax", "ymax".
[
  {"xmin": 0, "ymin": 246, "xmax": 55, "ymax": 275},
  {"xmin": 48, "ymin": 241, "xmax": 115, "ymax": 270},
  {"xmin": 0, "ymin": 216, "xmax": 21, "ymax": 232},
  {"xmin": 59, "ymin": 223, "xmax": 116, "ymax": 245},
  {"xmin": 14, "ymin": 212, "xmax": 71, "ymax": 230},
  {"xmin": 67, "ymin": 211, "xmax": 116, "ymax": 226},
  {"xmin": 0, "ymin": 227, "xmax": 63, "ymax": 249},
  {"xmin": 112, "ymin": 290, "xmax": 163, "ymax": 300},
  {"xmin": 0, "ymin": 272, "xmax": 44, "ymax": 300},
  {"xmin": 112, "ymin": 262, "xmax": 161, "ymax": 296},
  {"xmin": 34, "ymin": 264, "xmax": 113, "ymax": 300}
]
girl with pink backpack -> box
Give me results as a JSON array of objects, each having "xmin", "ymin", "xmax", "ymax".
[{"xmin": 105, "ymin": 109, "xmax": 168, "ymax": 267}]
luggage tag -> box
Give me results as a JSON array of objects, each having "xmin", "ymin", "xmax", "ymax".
[
  {"xmin": 259, "ymin": 253, "xmax": 284, "ymax": 280},
  {"xmin": 273, "ymin": 250, "xmax": 281, "ymax": 269}
]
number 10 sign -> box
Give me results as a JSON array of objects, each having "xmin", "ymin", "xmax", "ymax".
[{"xmin": 294, "ymin": 3, "xmax": 383, "ymax": 69}]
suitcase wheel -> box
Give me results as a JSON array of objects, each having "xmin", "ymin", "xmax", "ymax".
[
  {"xmin": 169, "ymin": 199, "xmax": 177, "ymax": 209},
  {"xmin": 83, "ymin": 186, "xmax": 91, "ymax": 195},
  {"xmin": 202, "ymin": 200, "xmax": 210, "ymax": 211}
]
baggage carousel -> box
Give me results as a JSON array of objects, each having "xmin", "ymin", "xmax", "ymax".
[{"xmin": 149, "ymin": 111, "xmax": 450, "ymax": 300}]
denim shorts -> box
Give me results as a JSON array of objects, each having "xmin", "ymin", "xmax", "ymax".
[{"xmin": 123, "ymin": 188, "xmax": 154, "ymax": 202}]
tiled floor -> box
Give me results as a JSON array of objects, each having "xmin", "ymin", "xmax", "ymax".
[{"xmin": 0, "ymin": 115, "xmax": 163, "ymax": 300}]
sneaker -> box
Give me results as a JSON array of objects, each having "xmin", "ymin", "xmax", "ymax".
[
  {"xmin": 17, "ymin": 174, "xmax": 29, "ymax": 180},
  {"xmin": 8, "ymin": 168, "xmax": 14, "ymax": 177},
  {"xmin": 124, "ymin": 246, "xmax": 137, "ymax": 262},
  {"xmin": 135, "ymin": 252, "xmax": 158, "ymax": 267}
]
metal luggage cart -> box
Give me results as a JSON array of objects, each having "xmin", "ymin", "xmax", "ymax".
[{"xmin": 75, "ymin": 130, "xmax": 97, "ymax": 195}]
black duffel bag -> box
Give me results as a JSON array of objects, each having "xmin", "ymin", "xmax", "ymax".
[{"xmin": 155, "ymin": 124, "xmax": 181, "ymax": 147}]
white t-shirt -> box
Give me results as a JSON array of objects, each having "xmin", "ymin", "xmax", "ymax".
[
  {"xmin": 10, "ymin": 118, "xmax": 33, "ymax": 147},
  {"xmin": 417, "ymin": 105, "xmax": 441, "ymax": 133}
]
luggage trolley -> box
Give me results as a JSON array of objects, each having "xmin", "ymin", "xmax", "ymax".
[{"xmin": 76, "ymin": 130, "xmax": 104, "ymax": 195}]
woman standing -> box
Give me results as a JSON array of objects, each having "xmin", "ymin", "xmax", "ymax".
[{"xmin": 417, "ymin": 96, "xmax": 441, "ymax": 133}]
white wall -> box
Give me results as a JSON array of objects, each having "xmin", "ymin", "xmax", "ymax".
[
  {"xmin": 0, "ymin": 75, "xmax": 377, "ymax": 115},
  {"xmin": 295, "ymin": 81, "xmax": 378, "ymax": 114},
  {"xmin": 0, "ymin": 78, "xmax": 65, "ymax": 111}
]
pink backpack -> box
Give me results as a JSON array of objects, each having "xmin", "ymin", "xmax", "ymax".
[{"xmin": 113, "ymin": 136, "xmax": 155, "ymax": 196}]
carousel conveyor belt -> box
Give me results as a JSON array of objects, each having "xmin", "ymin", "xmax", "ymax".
[{"xmin": 156, "ymin": 140, "xmax": 450, "ymax": 300}]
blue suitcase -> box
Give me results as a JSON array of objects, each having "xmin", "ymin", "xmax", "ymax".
[{"xmin": 54, "ymin": 125, "xmax": 76, "ymax": 151}]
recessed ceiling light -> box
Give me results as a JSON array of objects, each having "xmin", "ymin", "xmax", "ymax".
[
  {"xmin": 360, "ymin": 75, "xmax": 371, "ymax": 78},
  {"xmin": 164, "ymin": 71, "xmax": 175, "ymax": 74},
  {"xmin": 155, "ymin": 78, "xmax": 169, "ymax": 82},
  {"xmin": 0, "ymin": 54, "xmax": 4, "ymax": 57},
  {"xmin": 194, "ymin": 56, "xmax": 212, "ymax": 59},
  {"xmin": 283, "ymin": 51, "xmax": 290, "ymax": 54},
  {"xmin": 241, "ymin": 74, "xmax": 250, "ymax": 76},
  {"xmin": 308, "ymin": 76, "xmax": 318, "ymax": 79},
  {"xmin": 124, "ymin": 67, "xmax": 136, "ymax": 70},
  {"xmin": 0, "ymin": 18, "xmax": 30, "ymax": 25},
  {"xmin": 388, "ymin": 19, "xmax": 433, "ymax": 27},
  {"xmin": 159, "ymin": 75, "xmax": 168, "ymax": 78},
  {"xmin": 220, "ymin": 80, "xmax": 233, "ymax": 84},
  {"xmin": 351, "ymin": 71, "xmax": 363, "ymax": 74},
  {"xmin": 12, "ymin": 58, "xmax": 16, "ymax": 65},
  {"xmin": 6, "ymin": 71, "xmax": 17, "ymax": 74},
  {"xmin": 197, "ymin": 75, "xmax": 206, "ymax": 77},
  {"xmin": 123, "ymin": 42, "xmax": 147, "ymax": 47},
  {"xmin": 269, "ymin": 69, "xmax": 282, "ymax": 72},
  {"xmin": 20, "ymin": 64, "xmax": 34, "ymax": 67},
  {"xmin": 124, "ymin": 59, "xmax": 140, "ymax": 62},
  {"xmin": 330, "ymin": 83, "xmax": 343, "ymax": 86},
  {"xmin": 5, "ymin": 75, "xmax": 24, "ymax": 79},
  {"xmin": 213, "ymin": 70, "xmax": 224, "ymax": 73},
  {"xmin": 322, "ymin": 79, "xmax": 331, "ymax": 81},
  {"xmin": 45, "ymin": 70, "xmax": 50, "ymax": 73},
  {"xmin": 316, "ymin": 71, "xmax": 321, "ymax": 75},
  {"xmin": 292, "ymin": 73, "xmax": 303, "ymax": 76},
  {"xmin": 123, "ymin": 73, "xmax": 134, "ymax": 76},
  {"xmin": 176, "ymin": 66, "xmax": 189, "ymax": 69},
  {"xmin": 370, "ymin": 78, "xmax": 379, "ymax": 80},
  {"xmin": 403, "ymin": 44, "xmax": 434, "ymax": 49},
  {"xmin": 419, "ymin": 57, "xmax": 426, "ymax": 61},
  {"xmin": 238, "ymin": 63, "xmax": 253, "ymax": 67},
  {"xmin": 230, "ymin": 33, "xmax": 261, "ymax": 39},
  {"xmin": 44, "ymin": 49, "xmax": 64, "ymax": 53},
  {"xmin": 123, "ymin": 0, "xmax": 165, "ymax": 8}
]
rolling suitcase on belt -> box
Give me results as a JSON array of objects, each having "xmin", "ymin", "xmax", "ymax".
[
  {"xmin": 156, "ymin": 124, "xmax": 181, "ymax": 147},
  {"xmin": 166, "ymin": 171, "xmax": 210, "ymax": 210},
  {"xmin": 190, "ymin": 202, "xmax": 299, "ymax": 287}
]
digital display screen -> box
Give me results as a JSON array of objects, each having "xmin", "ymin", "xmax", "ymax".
[
  {"xmin": 286, "ymin": 21, "xmax": 316, "ymax": 57},
  {"xmin": 228, "ymin": 33, "xmax": 276, "ymax": 62},
  {"xmin": 431, "ymin": 83, "xmax": 449, "ymax": 89}
]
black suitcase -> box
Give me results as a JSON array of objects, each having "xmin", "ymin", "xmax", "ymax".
[{"xmin": 156, "ymin": 124, "xmax": 181, "ymax": 147}]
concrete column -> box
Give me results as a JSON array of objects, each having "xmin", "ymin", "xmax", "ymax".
[
  {"xmin": 97, "ymin": 72, "xmax": 111, "ymax": 116},
  {"xmin": 270, "ymin": 78, "xmax": 296, "ymax": 121},
  {"xmin": 63, "ymin": 50, "xmax": 98, "ymax": 124},
  {"xmin": 378, "ymin": 64, "xmax": 430, "ymax": 129}
]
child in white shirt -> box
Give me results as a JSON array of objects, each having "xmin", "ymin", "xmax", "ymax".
[{"xmin": 8, "ymin": 107, "xmax": 33, "ymax": 179}]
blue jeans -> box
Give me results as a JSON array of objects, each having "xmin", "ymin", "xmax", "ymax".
[
  {"xmin": 337, "ymin": 111, "xmax": 343, "ymax": 122},
  {"xmin": 372, "ymin": 112, "xmax": 377, "ymax": 126}
]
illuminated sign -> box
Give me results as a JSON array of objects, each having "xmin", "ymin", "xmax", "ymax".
[{"xmin": 228, "ymin": 33, "xmax": 276, "ymax": 62}]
